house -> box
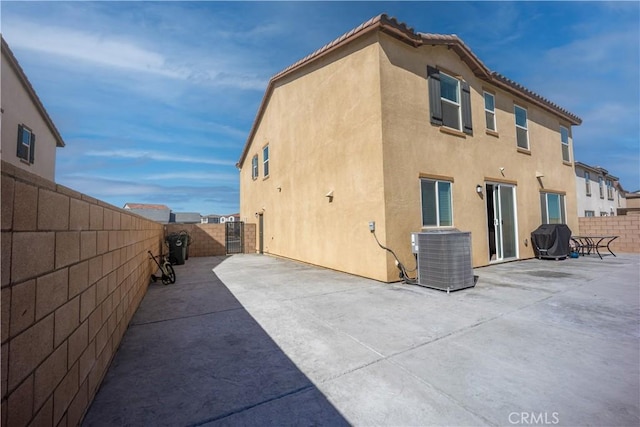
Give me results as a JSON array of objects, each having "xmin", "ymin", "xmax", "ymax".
[
  {"xmin": 171, "ymin": 212, "xmax": 202, "ymax": 224},
  {"xmin": 1, "ymin": 37, "xmax": 65, "ymax": 181},
  {"xmin": 237, "ymin": 14, "xmax": 582, "ymax": 282},
  {"xmin": 574, "ymin": 162, "xmax": 626, "ymax": 217},
  {"xmin": 123, "ymin": 203, "xmax": 171, "ymax": 223},
  {"xmin": 201, "ymin": 213, "xmax": 240, "ymax": 224},
  {"xmin": 621, "ymin": 190, "xmax": 640, "ymax": 215}
]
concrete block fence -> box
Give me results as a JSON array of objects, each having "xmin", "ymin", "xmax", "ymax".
[
  {"xmin": 165, "ymin": 223, "xmax": 256, "ymax": 257},
  {"xmin": 1, "ymin": 160, "xmax": 165, "ymax": 426},
  {"xmin": 578, "ymin": 216, "xmax": 640, "ymax": 253}
]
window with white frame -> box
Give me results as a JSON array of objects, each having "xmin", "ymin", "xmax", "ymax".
[
  {"xmin": 540, "ymin": 192, "xmax": 566, "ymax": 224},
  {"xmin": 606, "ymin": 179, "xmax": 614, "ymax": 200},
  {"xmin": 484, "ymin": 92, "xmax": 496, "ymax": 131},
  {"xmin": 251, "ymin": 155, "xmax": 258, "ymax": 179},
  {"xmin": 598, "ymin": 177, "xmax": 604, "ymax": 199},
  {"xmin": 427, "ymin": 66, "xmax": 473, "ymax": 134},
  {"xmin": 514, "ymin": 105, "xmax": 529, "ymax": 149},
  {"xmin": 560, "ymin": 126, "xmax": 570, "ymax": 162},
  {"xmin": 585, "ymin": 210, "xmax": 595, "ymax": 217},
  {"xmin": 17, "ymin": 124, "xmax": 35, "ymax": 164},
  {"xmin": 262, "ymin": 145, "xmax": 269, "ymax": 177},
  {"xmin": 421, "ymin": 179, "xmax": 453, "ymax": 227},
  {"xmin": 584, "ymin": 171, "xmax": 591, "ymax": 196}
]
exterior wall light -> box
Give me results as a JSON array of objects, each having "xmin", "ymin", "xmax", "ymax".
[
  {"xmin": 326, "ymin": 190, "xmax": 334, "ymax": 202},
  {"xmin": 476, "ymin": 185, "xmax": 483, "ymax": 194}
]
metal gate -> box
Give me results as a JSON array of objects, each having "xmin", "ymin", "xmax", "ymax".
[{"xmin": 225, "ymin": 221, "xmax": 244, "ymax": 254}]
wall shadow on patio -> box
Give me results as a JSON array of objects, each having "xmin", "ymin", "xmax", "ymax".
[{"xmin": 82, "ymin": 256, "xmax": 348, "ymax": 426}]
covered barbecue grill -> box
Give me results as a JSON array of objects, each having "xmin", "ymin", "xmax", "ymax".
[{"xmin": 531, "ymin": 224, "xmax": 572, "ymax": 260}]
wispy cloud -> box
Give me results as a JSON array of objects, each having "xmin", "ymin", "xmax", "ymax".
[
  {"xmin": 4, "ymin": 21, "xmax": 188, "ymax": 79},
  {"xmin": 84, "ymin": 149, "xmax": 235, "ymax": 166}
]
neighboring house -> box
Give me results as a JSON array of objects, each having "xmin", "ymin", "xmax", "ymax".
[
  {"xmin": 622, "ymin": 191, "xmax": 640, "ymax": 215},
  {"xmin": 574, "ymin": 162, "xmax": 626, "ymax": 217},
  {"xmin": 201, "ymin": 214, "xmax": 240, "ymax": 224},
  {"xmin": 1, "ymin": 37, "xmax": 65, "ymax": 181},
  {"xmin": 201, "ymin": 214, "xmax": 221, "ymax": 224},
  {"xmin": 171, "ymin": 212, "xmax": 202, "ymax": 224},
  {"xmin": 237, "ymin": 14, "xmax": 582, "ymax": 282},
  {"xmin": 123, "ymin": 203, "xmax": 171, "ymax": 223}
]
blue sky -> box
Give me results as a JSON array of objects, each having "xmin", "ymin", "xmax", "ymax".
[{"xmin": 2, "ymin": 1, "xmax": 638, "ymax": 214}]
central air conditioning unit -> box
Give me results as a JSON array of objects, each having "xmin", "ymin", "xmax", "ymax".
[{"xmin": 411, "ymin": 230, "xmax": 475, "ymax": 292}]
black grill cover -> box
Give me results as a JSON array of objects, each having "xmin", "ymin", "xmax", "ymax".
[{"xmin": 531, "ymin": 224, "xmax": 572, "ymax": 258}]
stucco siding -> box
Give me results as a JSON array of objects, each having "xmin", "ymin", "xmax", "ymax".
[
  {"xmin": 377, "ymin": 34, "xmax": 578, "ymax": 271},
  {"xmin": 239, "ymin": 33, "xmax": 390, "ymax": 281},
  {"xmin": 1, "ymin": 49, "xmax": 58, "ymax": 181}
]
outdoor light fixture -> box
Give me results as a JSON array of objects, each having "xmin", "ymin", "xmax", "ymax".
[
  {"xmin": 536, "ymin": 171, "xmax": 544, "ymax": 178},
  {"xmin": 476, "ymin": 185, "xmax": 483, "ymax": 194},
  {"xmin": 326, "ymin": 190, "xmax": 334, "ymax": 202}
]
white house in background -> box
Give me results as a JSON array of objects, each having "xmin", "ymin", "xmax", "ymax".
[
  {"xmin": 201, "ymin": 214, "xmax": 240, "ymax": 224},
  {"xmin": 574, "ymin": 162, "xmax": 626, "ymax": 217},
  {"xmin": 1, "ymin": 37, "xmax": 65, "ymax": 181}
]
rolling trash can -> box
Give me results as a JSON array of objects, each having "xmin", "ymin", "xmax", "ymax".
[{"xmin": 166, "ymin": 232, "xmax": 187, "ymax": 265}]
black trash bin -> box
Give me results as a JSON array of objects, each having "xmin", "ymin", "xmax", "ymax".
[
  {"xmin": 531, "ymin": 224, "xmax": 572, "ymax": 260},
  {"xmin": 166, "ymin": 233, "xmax": 186, "ymax": 265}
]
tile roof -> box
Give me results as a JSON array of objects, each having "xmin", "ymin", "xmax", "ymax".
[
  {"xmin": 123, "ymin": 203, "xmax": 170, "ymax": 210},
  {"xmin": 238, "ymin": 13, "xmax": 582, "ymax": 167}
]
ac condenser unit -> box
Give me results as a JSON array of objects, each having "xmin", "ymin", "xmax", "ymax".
[{"xmin": 411, "ymin": 230, "xmax": 475, "ymax": 292}]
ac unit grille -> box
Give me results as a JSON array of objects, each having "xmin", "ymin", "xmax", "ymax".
[{"xmin": 414, "ymin": 230, "xmax": 475, "ymax": 292}]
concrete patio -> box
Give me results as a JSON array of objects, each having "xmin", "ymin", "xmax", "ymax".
[{"xmin": 83, "ymin": 253, "xmax": 640, "ymax": 426}]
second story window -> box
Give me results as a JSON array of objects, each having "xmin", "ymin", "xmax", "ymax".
[
  {"xmin": 599, "ymin": 177, "xmax": 604, "ymax": 199},
  {"xmin": 427, "ymin": 66, "xmax": 472, "ymax": 134},
  {"xmin": 514, "ymin": 105, "xmax": 529, "ymax": 150},
  {"xmin": 251, "ymin": 155, "xmax": 258, "ymax": 179},
  {"xmin": 585, "ymin": 171, "xmax": 591, "ymax": 196},
  {"xmin": 484, "ymin": 92, "xmax": 496, "ymax": 131},
  {"xmin": 17, "ymin": 124, "xmax": 35, "ymax": 164},
  {"xmin": 606, "ymin": 179, "xmax": 614, "ymax": 200},
  {"xmin": 560, "ymin": 126, "xmax": 570, "ymax": 162},
  {"xmin": 263, "ymin": 145, "xmax": 269, "ymax": 178}
]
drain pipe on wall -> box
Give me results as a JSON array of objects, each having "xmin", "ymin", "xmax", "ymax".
[{"xmin": 369, "ymin": 222, "xmax": 417, "ymax": 284}]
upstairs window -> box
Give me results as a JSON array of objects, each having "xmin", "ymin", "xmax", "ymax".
[
  {"xmin": 251, "ymin": 155, "xmax": 258, "ymax": 179},
  {"xmin": 540, "ymin": 192, "xmax": 566, "ymax": 224},
  {"xmin": 560, "ymin": 126, "xmax": 570, "ymax": 162},
  {"xmin": 263, "ymin": 145, "xmax": 269, "ymax": 177},
  {"xmin": 514, "ymin": 105, "xmax": 529, "ymax": 150},
  {"xmin": 484, "ymin": 92, "xmax": 496, "ymax": 131},
  {"xmin": 427, "ymin": 66, "xmax": 472, "ymax": 134},
  {"xmin": 598, "ymin": 177, "xmax": 604, "ymax": 199},
  {"xmin": 584, "ymin": 171, "xmax": 591, "ymax": 196},
  {"xmin": 421, "ymin": 178, "xmax": 453, "ymax": 227},
  {"xmin": 585, "ymin": 210, "xmax": 595, "ymax": 217},
  {"xmin": 606, "ymin": 179, "xmax": 614, "ymax": 200},
  {"xmin": 17, "ymin": 124, "xmax": 35, "ymax": 164}
]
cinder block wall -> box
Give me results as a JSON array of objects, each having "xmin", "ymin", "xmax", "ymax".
[
  {"xmin": 1, "ymin": 161, "xmax": 164, "ymax": 426},
  {"xmin": 578, "ymin": 216, "xmax": 640, "ymax": 253},
  {"xmin": 165, "ymin": 223, "xmax": 256, "ymax": 257}
]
